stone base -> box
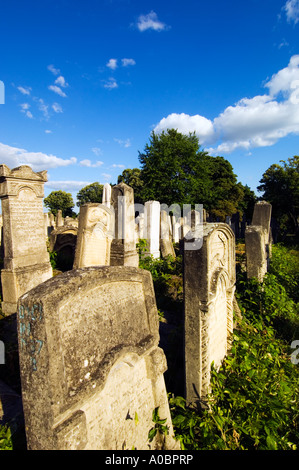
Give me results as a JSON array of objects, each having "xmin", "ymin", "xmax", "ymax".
[
  {"xmin": 110, "ymin": 242, "xmax": 139, "ymax": 267},
  {"xmin": 1, "ymin": 263, "xmax": 53, "ymax": 315}
]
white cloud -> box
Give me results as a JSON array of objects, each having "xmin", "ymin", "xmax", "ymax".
[
  {"xmin": 45, "ymin": 130, "xmax": 52, "ymax": 134},
  {"xmin": 106, "ymin": 58, "xmax": 118, "ymax": 70},
  {"xmin": 136, "ymin": 11, "xmax": 169, "ymax": 32},
  {"xmin": 154, "ymin": 113, "xmax": 214, "ymax": 141},
  {"xmin": 54, "ymin": 75, "xmax": 68, "ymax": 88},
  {"xmin": 48, "ymin": 64, "xmax": 60, "ymax": 76},
  {"xmin": 264, "ymin": 55, "xmax": 299, "ymax": 96},
  {"xmin": 121, "ymin": 58, "xmax": 136, "ymax": 67},
  {"xmin": 284, "ymin": 0, "xmax": 299, "ymax": 24},
  {"xmin": 48, "ymin": 85, "xmax": 67, "ymax": 97},
  {"xmin": 91, "ymin": 147, "xmax": 102, "ymax": 157},
  {"xmin": 45, "ymin": 180, "xmax": 93, "ymax": 191},
  {"xmin": 79, "ymin": 159, "xmax": 104, "ymax": 167},
  {"xmin": 0, "ymin": 142, "xmax": 77, "ymax": 171},
  {"xmin": 52, "ymin": 102, "xmax": 63, "ymax": 113},
  {"xmin": 20, "ymin": 103, "xmax": 30, "ymax": 111},
  {"xmin": 101, "ymin": 173, "xmax": 112, "ymax": 180},
  {"xmin": 103, "ymin": 78, "xmax": 118, "ymax": 89},
  {"xmin": 38, "ymin": 99, "xmax": 49, "ymax": 118},
  {"xmin": 114, "ymin": 138, "xmax": 132, "ymax": 148},
  {"xmin": 17, "ymin": 86, "xmax": 31, "ymax": 95},
  {"xmin": 154, "ymin": 55, "xmax": 299, "ymax": 155},
  {"xmin": 111, "ymin": 163, "xmax": 125, "ymax": 168},
  {"xmin": 19, "ymin": 103, "xmax": 34, "ymax": 119}
]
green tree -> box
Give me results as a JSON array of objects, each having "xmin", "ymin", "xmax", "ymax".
[
  {"xmin": 44, "ymin": 190, "xmax": 75, "ymax": 217},
  {"xmin": 117, "ymin": 168, "xmax": 144, "ymax": 204},
  {"xmin": 76, "ymin": 182, "xmax": 104, "ymax": 207},
  {"xmin": 138, "ymin": 129, "xmax": 245, "ymax": 218},
  {"xmin": 257, "ymin": 156, "xmax": 299, "ymax": 237}
]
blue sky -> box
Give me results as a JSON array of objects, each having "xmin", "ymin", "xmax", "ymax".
[{"xmin": 0, "ymin": 0, "xmax": 299, "ymax": 210}]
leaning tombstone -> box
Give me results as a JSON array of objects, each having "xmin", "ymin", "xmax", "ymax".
[
  {"xmin": 17, "ymin": 266, "xmax": 179, "ymax": 450},
  {"xmin": 0, "ymin": 165, "xmax": 53, "ymax": 315},
  {"xmin": 73, "ymin": 203, "xmax": 114, "ymax": 268},
  {"xmin": 184, "ymin": 223, "xmax": 236, "ymax": 406},
  {"xmin": 110, "ymin": 182, "xmax": 139, "ymax": 267}
]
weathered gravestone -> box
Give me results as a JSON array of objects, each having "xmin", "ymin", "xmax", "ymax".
[
  {"xmin": 17, "ymin": 266, "xmax": 179, "ymax": 450},
  {"xmin": 160, "ymin": 210, "xmax": 175, "ymax": 259},
  {"xmin": 0, "ymin": 165, "xmax": 52, "ymax": 315},
  {"xmin": 245, "ymin": 201, "xmax": 272, "ymax": 282},
  {"xmin": 55, "ymin": 209, "xmax": 64, "ymax": 227},
  {"xmin": 73, "ymin": 203, "xmax": 114, "ymax": 268},
  {"xmin": 110, "ymin": 183, "xmax": 139, "ymax": 267},
  {"xmin": 184, "ymin": 223, "xmax": 236, "ymax": 405}
]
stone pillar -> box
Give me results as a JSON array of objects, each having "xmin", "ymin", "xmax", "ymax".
[
  {"xmin": 184, "ymin": 223, "xmax": 235, "ymax": 405},
  {"xmin": 160, "ymin": 210, "xmax": 175, "ymax": 258},
  {"xmin": 102, "ymin": 183, "xmax": 111, "ymax": 208},
  {"xmin": 73, "ymin": 203, "xmax": 114, "ymax": 269},
  {"xmin": 55, "ymin": 209, "xmax": 64, "ymax": 227},
  {"xmin": 0, "ymin": 165, "xmax": 52, "ymax": 315},
  {"xmin": 245, "ymin": 201, "xmax": 272, "ymax": 281},
  {"xmin": 144, "ymin": 201, "xmax": 160, "ymax": 259},
  {"xmin": 110, "ymin": 182, "xmax": 139, "ymax": 267}
]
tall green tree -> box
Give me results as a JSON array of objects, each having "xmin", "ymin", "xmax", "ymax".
[
  {"xmin": 138, "ymin": 129, "xmax": 245, "ymax": 219},
  {"xmin": 44, "ymin": 190, "xmax": 75, "ymax": 217},
  {"xmin": 257, "ymin": 156, "xmax": 299, "ymax": 236},
  {"xmin": 76, "ymin": 182, "xmax": 104, "ymax": 207}
]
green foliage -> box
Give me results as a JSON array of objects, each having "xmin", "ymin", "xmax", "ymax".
[
  {"xmin": 76, "ymin": 182, "xmax": 104, "ymax": 207},
  {"xmin": 257, "ymin": 156, "xmax": 299, "ymax": 238},
  {"xmin": 148, "ymin": 407, "xmax": 169, "ymax": 443},
  {"xmin": 269, "ymin": 243, "xmax": 299, "ymax": 302},
  {"xmin": 169, "ymin": 314, "xmax": 299, "ymax": 450},
  {"xmin": 44, "ymin": 190, "xmax": 75, "ymax": 217},
  {"xmin": 48, "ymin": 250, "xmax": 57, "ymax": 270},
  {"xmin": 0, "ymin": 425, "xmax": 13, "ymax": 450}
]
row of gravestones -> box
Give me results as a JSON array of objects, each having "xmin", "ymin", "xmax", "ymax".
[{"xmin": 0, "ymin": 164, "xmax": 272, "ymax": 450}]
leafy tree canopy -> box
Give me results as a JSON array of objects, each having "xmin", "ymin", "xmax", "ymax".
[
  {"xmin": 257, "ymin": 156, "xmax": 299, "ymax": 236},
  {"xmin": 137, "ymin": 129, "xmax": 249, "ymax": 219},
  {"xmin": 44, "ymin": 190, "xmax": 75, "ymax": 217},
  {"xmin": 76, "ymin": 182, "xmax": 104, "ymax": 207}
]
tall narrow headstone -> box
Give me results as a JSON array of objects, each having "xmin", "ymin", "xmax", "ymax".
[
  {"xmin": 144, "ymin": 201, "xmax": 160, "ymax": 258},
  {"xmin": 160, "ymin": 210, "xmax": 175, "ymax": 258},
  {"xmin": 17, "ymin": 266, "xmax": 179, "ymax": 450},
  {"xmin": 0, "ymin": 165, "xmax": 53, "ymax": 315},
  {"xmin": 73, "ymin": 203, "xmax": 114, "ymax": 268},
  {"xmin": 110, "ymin": 182, "xmax": 139, "ymax": 267},
  {"xmin": 245, "ymin": 201, "xmax": 272, "ymax": 281},
  {"xmin": 102, "ymin": 183, "xmax": 112, "ymax": 208},
  {"xmin": 184, "ymin": 223, "xmax": 235, "ymax": 405},
  {"xmin": 55, "ymin": 209, "xmax": 64, "ymax": 227}
]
